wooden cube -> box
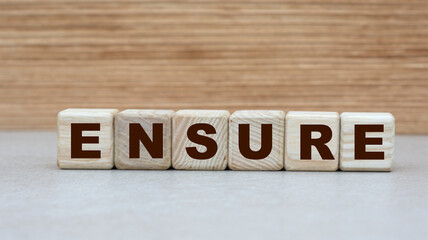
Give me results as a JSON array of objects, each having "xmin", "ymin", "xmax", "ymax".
[
  {"xmin": 340, "ymin": 112, "xmax": 394, "ymax": 171},
  {"xmin": 228, "ymin": 110, "xmax": 285, "ymax": 170},
  {"xmin": 114, "ymin": 110, "xmax": 174, "ymax": 170},
  {"xmin": 285, "ymin": 111, "xmax": 339, "ymax": 171},
  {"xmin": 57, "ymin": 108, "xmax": 118, "ymax": 169},
  {"xmin": 172, "ymin": 110, "xmax": 229, "ymax": 170}
]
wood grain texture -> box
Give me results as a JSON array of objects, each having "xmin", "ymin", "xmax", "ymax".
[
  {"xmin": 114, "ymin": 109, "xmax": 174, "ymax": 170},
  {"xmin": 0, "ymin": 0, "xmax": 427, "ymax": 133},
  {"xmin": 285, "ymin": 111, "xmax": 339, "ymax": 171},
  {"xmin": 57, "ymin": 108, "xmax": 118, "ymax": 169},
  {"xmin": 229, "ymin": 110, "xmax": 284, "ymax": 170},
  {"xmin": 172, "ymin": 110, "xmax": 229, "ymax": 170},
  {"xmin": 340, "ymin": 112, "xmax": 394, "ymax": 171}
]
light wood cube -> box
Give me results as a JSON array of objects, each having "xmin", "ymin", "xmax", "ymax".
[
  {"xmin": 114, "ymin": 110, "xmax": 174, "ymax": 170},
  {"xmin": 172, "ymin": 110, "xmax": 229, "ymax": 170},
  {"xmin": 57, "ymin": 108, "xmax": 118, "ymax": 169},
  {"xmin": 285, "ymin": 111, "xmax": 339, "ymax": 171},
  {"xmin": 340, "ymin": 112, "xmax": 395, "ymax": 171},
  {"xmin": 228, "ymin": 110, "xmax": 285, "ymax": 170}
]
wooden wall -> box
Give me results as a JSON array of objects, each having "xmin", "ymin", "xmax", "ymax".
[{"xmin": 0, "ymin": 0, "xmax": 427, "ymax": 133}]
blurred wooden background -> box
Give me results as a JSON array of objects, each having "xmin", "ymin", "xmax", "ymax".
[{"xmin": 0, "ymin": 0, "xmax": 427, "ymax": 133}]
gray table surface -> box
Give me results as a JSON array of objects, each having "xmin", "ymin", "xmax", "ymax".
[{"xmin": 0, "ymin": 132, "xmax": 427, "ymax": 240}]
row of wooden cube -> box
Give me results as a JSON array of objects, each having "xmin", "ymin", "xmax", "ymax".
[{"xmin": 58, "ymin": 109, "xmax": 394, "ymax": 171}]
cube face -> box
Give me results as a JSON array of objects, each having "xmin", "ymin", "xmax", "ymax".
[
  {"xmin": 229, "ymin": 110, "xmax": 285, "ymax": 170},
  {"xmin": 57, "ymin": 108, "xmax": 118, "ymax": 169},
  {"xmin": 172, "ymin": 110, "xmax": 229, "ymax": 170},
  {"xmin": 114, "ymin": 110, "xmax": 174, "ymax": 170},
  {"xmin": 285, "ymin": 111, "xmax": 339, "ymax": 171},
  {"xmin": 340, "ymin": 112, "xmax": 394, "ymax": 171}
]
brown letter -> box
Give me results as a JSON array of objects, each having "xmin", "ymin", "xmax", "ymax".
[
  {"xmin": 71, "ymin": 123, "xmax": 101, "ymax": 158},
  {"xmin": 355, "ymin": 125, "xmax": 384, "ymax": 160},
  {"xmin": 186, "ymin": 123, "xmax": 218, "ymax": 160},
  {"xmin": 129, "ymin": 123, "xmax": 163, "ymax": 158},
  {"xmin": 300, "ymin": 124, "xmax": 334, "ymax": 160},
  {"xmin": 238, "ymin": 124, "xmax": 272, "ymax": 160}
]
